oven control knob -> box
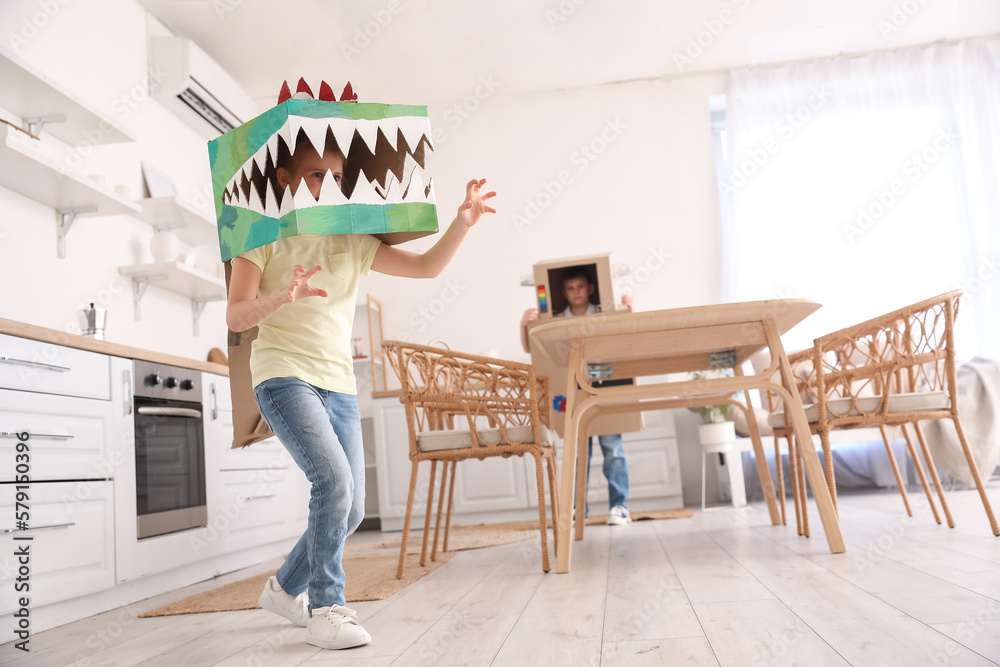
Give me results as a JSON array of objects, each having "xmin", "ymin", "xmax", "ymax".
[
  {"xmin": 164, "ymin": 377, "xmax": 178, "ymax": 389},
  {"xmin": 180, "ymin": 379, "xmax": 196, "ymax": 391},
  {"xmin": 145, "ymin": 373, "xmax": 161, "ymax": 386}
]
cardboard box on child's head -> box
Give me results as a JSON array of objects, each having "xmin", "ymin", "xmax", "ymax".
[
  {"xmin": 525, "ymin": 252, "xmax": 641, "ymax": 437},
  {"xmin": 208, "ymin": 79, "xmax": 439, "ymax": 263},
  {"xmin": 213, "ymin": 80, "xmax": 440, "ymax": 448},
  {"xmin": 531, "ymin": 253, "xmax": 615, "ymax": 319}
]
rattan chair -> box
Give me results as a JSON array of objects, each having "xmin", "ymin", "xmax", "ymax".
[
  {"xmin": 382, "ymin": 341, "xmax": 560, "ymax": 579},
  {"xmin": 763, "ymin": 348, "xmax": 936, "ymax": 536},
  {"xmin": 767, "ymin": 290, "xmax": 999, "ymax": 536}
]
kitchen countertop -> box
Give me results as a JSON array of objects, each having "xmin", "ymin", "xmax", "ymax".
[{"xmin": 0, "ymin": 317, "xmax": 229, "ymax": 375}]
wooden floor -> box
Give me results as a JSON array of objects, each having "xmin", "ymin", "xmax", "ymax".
[{"xmin": 3, "ymin": 480, "xmax": 1000, "ymax": 666}]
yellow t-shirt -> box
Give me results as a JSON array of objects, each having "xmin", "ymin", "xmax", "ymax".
[{"xmin": 238, "ymin": 234, "xmax": 382, "ymax": 394}]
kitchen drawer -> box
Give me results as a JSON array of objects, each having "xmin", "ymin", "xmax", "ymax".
[
  {"xmin": 0, "ymin": 389, "xmax": 115, "ymax": 482},
  {"xmin": 215, "ymin": 412, "xmax": 290, "ymax": 471},
  {"xmin": 214, "ymin": 468, "xmax": 299, "ymax": 553},
  {"xmin": 0, "ymin": 333, "xmax": 111, "ymax": 400},
  {"xmin": 203, "ymin": 372, "xmax": 291, "ymax": 471},
  {"xmin": 0, "ymin": 480, "xmax": 115, "ymax": 614}
]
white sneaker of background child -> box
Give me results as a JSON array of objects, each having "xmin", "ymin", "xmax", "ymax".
[{"xmin": 607, "ymin": 505, "xmax": 632, "ymax": 525}]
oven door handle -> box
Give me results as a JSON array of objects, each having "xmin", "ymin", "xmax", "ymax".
[{"xmin": 136, "ymin": 406, "xmax": 202, "ymax": 418}]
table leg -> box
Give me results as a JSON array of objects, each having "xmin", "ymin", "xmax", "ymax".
[
  {"xmin": 764, "ymin": 320, "xmax": 845, "ymax": 553},
  {"xmin": 573, "ymin": 422, "xmax": 590, "ymax": 540},
  {"xmin": 556, "ymin": 339, "xmax": 584, "ymax": 573},
  {"xmin": 734, "ymin": 365, "xmax": 780, "ymax": 525},
  {"xmin": 574, "ymin": 408, "xmax": 597, "ymax": 541}
]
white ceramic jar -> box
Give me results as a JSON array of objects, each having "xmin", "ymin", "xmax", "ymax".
[{"xmin": 150, "ymin": 228, "xmax": 182, "ymax": 262}]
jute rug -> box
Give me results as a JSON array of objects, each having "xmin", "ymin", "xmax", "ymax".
[
  {"xmin": 140, "ymin": 508, "xmax": 692, "ymax": 618},
  {"xmin": 140, "ymin": 522, "xmax": 541, "ymax": 618}
]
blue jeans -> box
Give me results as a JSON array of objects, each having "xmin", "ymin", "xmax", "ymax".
[
  {"xmin": 254, "ymin": 377, "xmax": 365, "ymax": 610},
  {"xmin": 587, "ymin": 433, "xmax": 630, "ymax": 511}
]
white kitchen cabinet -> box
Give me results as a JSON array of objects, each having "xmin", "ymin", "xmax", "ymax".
[
  {"xmin": 373, "ymin": 394, "xmax": 535, "ymax": 530},
  {"xmin": 0, "ymin": 337, "xmax": 119, "ymax": 528},
  {"xmin": 359, "ymin": 416, "xmax": 379, "ymax": 521},
  {"xmin": 0, "ymin": 336, "xmax": 121, "ymax": 621},
  {"xmin": 205, "ymin": 372, "xmax": 288, "ymax": 471},
  {"xmin": 0, "ymin": 389, "xmax": 114, "ymax": 482},
  {"xmin": 374, "ymin": 392, "xmax": 685, "ymax": 531},
  {"xmin": 573, "ymin": 409, "xmax": 683, "ymax": 511},
  {"xmin": 218, "ymin": 427, "xmax": 289, "ymax": 473},
  {"xmin": 202, "ymin": 371, "xmax": 307, "ymax": 556},
  {"xmin": 0, "ymin": 332, "xmax": 111, "ymax": 400},
  {"xmin": 451, "ymin": 450, "xmax": 531, "ymax": 513},
  {"xmin": 0, "ymin": 326, "xmax": 317, "ymax": 635},
  {"xmin": 213, "ymin": 469, "xmax": 298, "ymax": 553},
  {"xmin": 0, "ymin": 481, "xmax": 115, "ymax": 623},
  {"xmin": 374, "ymin": 394, "xmax": 428, "ymax": 531}
]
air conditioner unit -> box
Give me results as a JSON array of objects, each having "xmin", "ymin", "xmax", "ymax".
[{"xmin": 151, "ymin": 36, "xmax": 257, "ymax": 139}]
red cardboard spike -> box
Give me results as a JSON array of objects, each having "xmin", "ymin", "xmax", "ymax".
[
  {"xmin": 295, "ymin": 77, "xmax": 314, "ymax": 98},
  {"xmin": 277, "ymin": 80, "xmax": 291, "ymax": 104},
  {"xmin": 340, "ymin": 81, "xmax": 357, "ymax": 101},
  {"xmin": 318, "ymin": 80, "xmax": 337, "ymax": 102}
]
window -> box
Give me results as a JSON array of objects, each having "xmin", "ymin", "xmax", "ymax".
[{"xmin": 715, "ymin": 42, "xmax": 1000, "ymax": 358}]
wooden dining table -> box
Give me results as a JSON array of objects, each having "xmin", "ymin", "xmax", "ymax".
[{"xmin": 527, "ymin": 299, "xmax": 846, "ymax": 573}]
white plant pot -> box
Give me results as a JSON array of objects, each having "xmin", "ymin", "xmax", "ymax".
[{"xmin": 698, "ymin": 421, "xmax": 736, "ymax": 446}]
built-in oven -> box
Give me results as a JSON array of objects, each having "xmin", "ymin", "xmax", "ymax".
[{"xmin": 133, "ymin": 359, "xmax": 207, "ymax": 539}]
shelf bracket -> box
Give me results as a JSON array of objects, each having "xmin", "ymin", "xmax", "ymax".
[
  {"xmin": 191, "ymin": 297, "xmax": 227, "ymax": 336},
  {"xmin": 192, "ymin": 299, "xmax": 207, "ymax": 336},
  {"xmin": 130, "ymin": 275, "xmax": 167, "ymax": 320},
  {"xmin": 23, "ymin": 114, "xmax": 66, "ymax": 137},
  {"xmin": 56, "ymin": 207, "xmax": 97, "ymax": 259}
]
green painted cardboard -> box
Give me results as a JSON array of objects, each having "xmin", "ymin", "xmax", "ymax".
[{"xmin": 208, "ymin": 97, "xmax": 438, "ymax": 262}]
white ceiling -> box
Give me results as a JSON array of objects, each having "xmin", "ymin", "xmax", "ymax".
[{"xmin": 138, "ymin": 0, "xmax": 1000, "ymax": 109}]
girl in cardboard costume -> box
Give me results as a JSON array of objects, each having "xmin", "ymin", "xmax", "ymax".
[{"xmin": 212, "ymin": 80, "xmax": 496, "ymax": 650}]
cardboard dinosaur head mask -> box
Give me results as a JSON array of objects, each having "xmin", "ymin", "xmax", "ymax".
[{"xmin": 208, "ymin": 79, "xmax": 438, "ymax": 262}]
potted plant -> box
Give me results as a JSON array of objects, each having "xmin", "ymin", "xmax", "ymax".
[{"xmin": 690, "ymin": 369, "xmax": 737, "ymax": 446}]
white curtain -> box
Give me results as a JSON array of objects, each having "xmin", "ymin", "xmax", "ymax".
[{"xmin": 721, "ymin": 40, "xmax": 1000, "ymax": 359}]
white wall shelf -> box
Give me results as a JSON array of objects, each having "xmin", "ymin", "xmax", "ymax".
[
  {"xmin": 0, "ymin": 46, "xmax": 135, "ymax": 145},
  {"xmin": 0, "ymin": 126, "xmax": 141, "ymax": 257},
  {"xmin": 138, "ymin": 196, "xmax": 218, "ymax": 247},
  {"xmin": 118, "ymin": 261, "xmax": 226, "ymax": 335}
]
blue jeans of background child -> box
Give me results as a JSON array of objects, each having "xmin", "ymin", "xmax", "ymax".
[
  {"xmin": 587, "ymin": 433, "xmax": 630, "ymax": 511},
  {"xmin": 254, "ymin": 376, "xmax": 365, "ymax": 611}
]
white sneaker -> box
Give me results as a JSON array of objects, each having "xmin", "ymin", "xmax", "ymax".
[
  {"xmin": 607, "ymin": 505, "xmax": 632, "ymax": 525},
  {"xmin": 257, "ymin": 576, "xmax": 308, "ymax": 627},
  {"xmin": 307, "ymin": 605, "xmax": 372, "ymax": 649}
]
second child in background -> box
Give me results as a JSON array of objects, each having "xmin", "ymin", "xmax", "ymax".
[{"xmin": 520, "ymin": 265, "xmax": 634, "ymax": 525}]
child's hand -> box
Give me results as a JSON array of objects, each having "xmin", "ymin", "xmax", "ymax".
[
  {"xmin": 281, "ymin": 265, "xmax": 328, "ymax": 303},
  {"xmin": 456, "ymin": 179, "xmax": 497, "ymax": 228},
  {"xmin": 521, "ymin": 308, "xmax": 539, "ymax": 327},
  {"xmin": 621, "ymin": 294, "xmax": 634, "ymax": 312}
]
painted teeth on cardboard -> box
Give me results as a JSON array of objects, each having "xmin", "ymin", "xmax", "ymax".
[{"xmin": 221, "ymin": 116, "xmax": 434, "ymax": 211}]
